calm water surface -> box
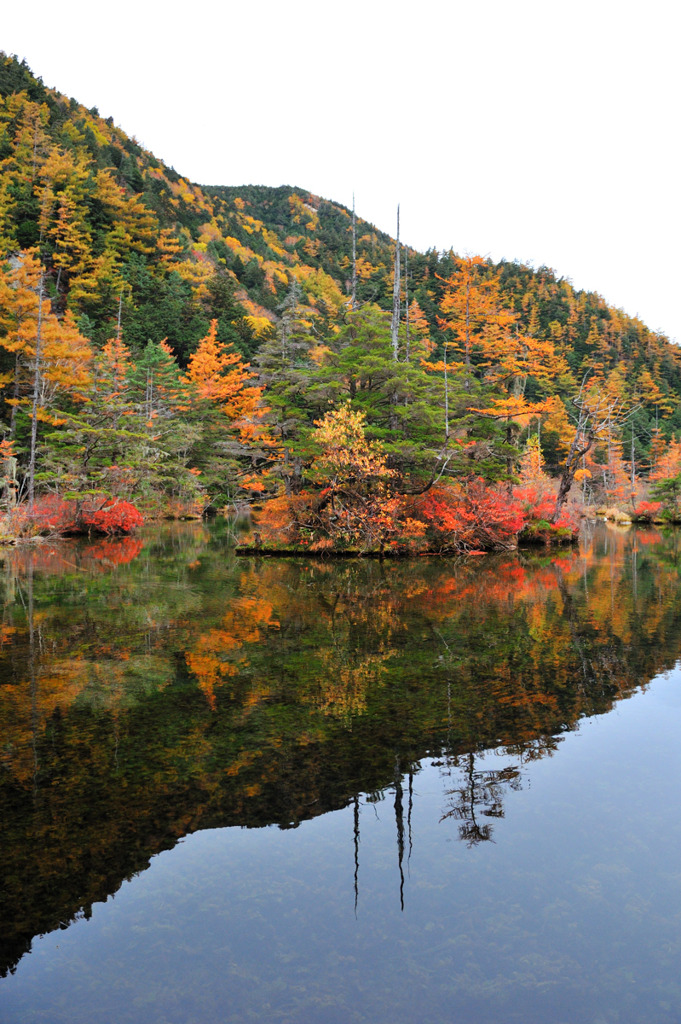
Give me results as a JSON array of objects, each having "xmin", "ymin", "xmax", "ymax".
[{"xmin": 1, "ymin": 521, "xmax": 680, "ymax": 1023}]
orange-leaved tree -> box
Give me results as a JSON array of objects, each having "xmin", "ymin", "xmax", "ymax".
[
  {"xmin": 0, "ymin": 249, "xmax": 92, "ymax": 422},
  {"xmin": 437, "ymin": 256, "xmax": 515, "ymax": 383},
  {"xmin": 185, "ymin": 319, "xmax": 269, "ymax": 504},
  {"xmin": 186, "ymin": 318, "xmax": 264, "ymax": 444},
  {"xmin": 649, "ymin": 435, "xmax": 681, "ymax": 482}
]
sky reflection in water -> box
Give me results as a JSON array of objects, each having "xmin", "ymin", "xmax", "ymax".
[{"xmin": 1, "ymin": 523, "xmax": 680, "ymax": 1023}]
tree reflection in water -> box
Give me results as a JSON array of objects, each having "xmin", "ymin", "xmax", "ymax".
[
  {"xmin": 439, "ymin": 752, "xmax": 522, "ymax": 846},
  {"xmin": 1, "ymin": 521, "xmax": 681, "ymax": 974}
]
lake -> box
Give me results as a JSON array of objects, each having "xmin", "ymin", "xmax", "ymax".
[{"xmin": 1, "ymin": 520, "xmax": 680, "ymax": 1023}]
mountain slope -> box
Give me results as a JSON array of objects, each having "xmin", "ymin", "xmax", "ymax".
[{"xmin": 2, "ymin": 50, "xmax": 681, "ymax": 465}]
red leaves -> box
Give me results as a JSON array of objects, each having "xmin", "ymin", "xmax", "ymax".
[
  {"xmin": 81, "ymin": 500, "xmax": 143, "ymax": 534},
  {"xmin": 632, "ymin": 500, "xmax": 662, "ymax": 522},
  {"xmin": 514, "ymin": 485, "xmax": 554, "ymax": 520},
  {"xmin": 513, "ymin": 484, "xmax": 578, "ymax": 536},
  {"xmin": 415, "ymin": 479, "xmax": 579, "ymax": 551},
  {"xmin": 82, "ymin": 535, "xmax": 144, "ymax": 564},
  {"xmin": 25, "ymin": 495, "xmax": 74, "ymax": 533},
  {"xmin": 416, "ymin": 480, "xmax": 525, "ymax": 551},
  {"xmin": 19, "ymin": 496, "xmax": 143, "ymax": 536},
  {"xmin": 257, "ymin": 474, "xmax": 579, "ymax": 554}
]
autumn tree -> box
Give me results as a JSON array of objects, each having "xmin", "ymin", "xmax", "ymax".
[
  {"xmin": 309, "ymin": 305, "xmax": 453, "ymax": 488},
  {"xmin": 185, "ymin": 319, "xmax": 267, "ymax": 503},
  {"xmin": 258, "ymin": 404, "xmax": 421, "ymax": 550},
  {"xmin": 0, "ymin": 249, "xmax": 92, "ymax": 501},
  {"xmin": 552, "ymin": 377, "xmax": 629, "ymax": 521},
  {"xmin": 636, "ymin": 367, "xmax": 673, "ymax": 423},
  {"xmin": 437, "ymin": 256, "xmax": 516, "ymax": 386},
  {"xmin": 187, "ymin": 318, "xmax": 263, "ymax": 440},
  {"xmin": 650, "ymin": 435, "xmax": 681, "ymax": 482},
  {"xmin": 0, "ymin": 92, "xmax": 50, "ymax": 249},
  {"xmin": 43, "ymin": 333, "xmax": 140, "ymax": 496},
  {"xmin": 518, "ymin": 434, "xmax": 547, "ymax": 486},
  {"xmin": 648, "ymin": 427, "xmax": 668, "ymax": 479}
]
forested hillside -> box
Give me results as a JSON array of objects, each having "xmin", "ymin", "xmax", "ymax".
[{"xmin": 2, "ymin": 51, "xmax": 681, "ymax": 546}]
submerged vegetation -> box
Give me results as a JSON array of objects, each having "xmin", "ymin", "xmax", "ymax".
[{"xmin": 2, "ymin": 53, "xmax": 681, "ymax": 551}]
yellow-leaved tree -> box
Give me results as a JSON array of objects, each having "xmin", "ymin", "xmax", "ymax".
[{"xmin": 257, "ymin": 403, "xmax": 426, "ymax": 550}]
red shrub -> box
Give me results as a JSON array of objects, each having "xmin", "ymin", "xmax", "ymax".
[
  {"xmin": 12, "ymin": 496, "xmax": 143, "ymax": 536},
  {"xmin": 513, "ymin": 485, "xmax": 578, "ymax": 536},
  {"xmin": 416, "ymin": 480, "xmax": 525, "ymax": 551},
  {"xmin": 26, "ymin": 495, "xmax": 76, "ymax": 533},
  {"xmin": 81, "ymin": 500, "xmax": 144, "ymax": 535},
  {"xmin": 631, "ymin": 500, "xmax": 662, "ymax": 522}
]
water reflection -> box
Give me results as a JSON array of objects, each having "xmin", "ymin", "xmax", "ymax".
[
  {"xmin": 439, "ymin": 752, "xmax": 523, "ymax": 846},
  {"xmin": 1, "ymin": 522, "xmax": 680, "ymax": 986}
]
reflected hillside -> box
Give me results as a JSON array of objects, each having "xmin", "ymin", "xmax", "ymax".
[{"xmin": 1, "ymin": 522, "xmax": 681, "ymax": 975}]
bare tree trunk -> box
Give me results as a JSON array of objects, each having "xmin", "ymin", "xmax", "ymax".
[
  {"xmin": 391, "ymin": 205, "xmax": 400, "ymax": 361},
  {"xmin": 353, "ymin": 795, "xmax": 360, "ymax": 916},
  {"xmin": 404, "ymin": 248, "xmax": 410, "ymax": 362},
  {"xmin": 117, "ymin": 289, "xmax": 124, "ymax": 342},
  {"xmin": 351, "ymin": 194, "xmax": 357, "ymax": 312},
  {"xmin": 394, "ymin": 755, "xmax": 405, "ymax": 912},
  {"xmin": 552, "ymin": 377, "xmax": 623, "ymax": 523},
  {"xmin": 552, "ymin": 427, "xmax": 594, "ymax": 522},
  {"xmin": 444, "ymin": 343, "xmax": 450, "ymax": 439},
  {"xmin": 28, "ymin": 273, "xmax": 45, "ymax": 509},
  {"xmin": 9, "ymin": 352, "xmax": 21, "ymax": 440}
]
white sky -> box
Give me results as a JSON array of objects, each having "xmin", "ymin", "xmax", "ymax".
[{"xmin": 3, "ymin": 0, "xmax": 680, "ymax": 341}]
